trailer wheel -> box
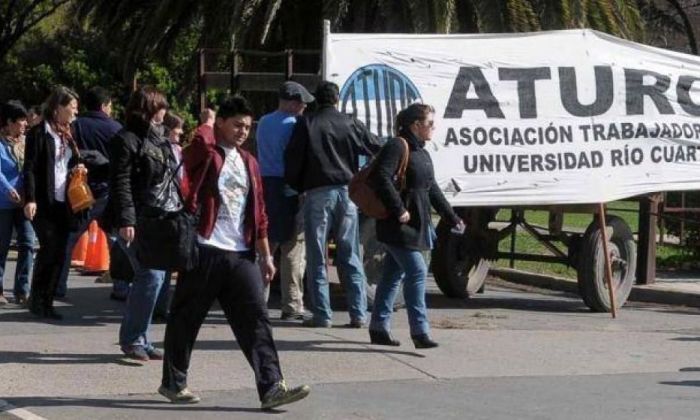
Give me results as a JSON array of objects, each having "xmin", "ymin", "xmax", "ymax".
[
  {"xmin": 431, "ymin": 219, "xmax": 490, "ymax": 298},
  {"xmin": 359, "ymin": 217, "xmax": 405, "ymax": 310},
  {"xmin": 577, "ymin": 215, "xmax": 636, "ymax": 312}
]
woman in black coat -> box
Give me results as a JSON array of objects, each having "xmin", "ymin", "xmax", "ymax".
[
  {"xmin": 368, "ymin": 103, "xmax": 464, "ymax": 349},
  {"xmin": 23, "ymin": 86, "xmax": 81, "ymax": 319}
]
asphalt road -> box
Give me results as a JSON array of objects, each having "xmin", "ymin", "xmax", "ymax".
[{"xmin": 2, "ymin": 261, "xmax": 700, "ymax": 419}]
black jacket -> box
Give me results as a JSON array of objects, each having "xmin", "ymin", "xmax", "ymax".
[
  {"xmin": 72, "ymin": 111, "xmax": 123, "ymax": 197},
  {"xmin": 284, "ymin": 105, "xmax": 380, "ymax": 192},
  {"xmin": 23, "ymin": 123, "xmax": 78, "ymax": 210},
  {"xmin": 107, "ymin": 123, "xmax": 180, "ymax": 229},
  {"xmin": 370, "ymin": 131, "xmax": 460, "ymax": 251}
]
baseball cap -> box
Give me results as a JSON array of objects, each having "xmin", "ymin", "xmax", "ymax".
[{"xmin": 279, "ymin": 81, "xmax": 315, "ymax": 103}]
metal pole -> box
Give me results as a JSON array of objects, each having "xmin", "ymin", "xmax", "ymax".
[
  {"xmin": 597, "ymin": 203, "xmax": 617, "ymax": 319},
  {"xmin": 321, "ymin": 19, "xmax": 331, "ymax": 81},
  {"xmin": 198, "ymin": 49, "xmax": 206, "ymax": 114},
  {"xmin": 509, "ymin": 209, "xmax": 517, "ymax": 269}
]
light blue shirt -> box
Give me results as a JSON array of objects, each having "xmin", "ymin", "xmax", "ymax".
[
  {"xmin": 0, "ymin": 138, "xmax": 23, "ymax": 209},
  {"xmin": 256, "ymin": 110, "xmax": 298, "ymax": 178}
]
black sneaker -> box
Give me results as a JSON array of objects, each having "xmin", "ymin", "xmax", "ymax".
[
  {"xmin": 122, "ymin": 346, "xmax": 150, "ymax": 361},
  {"xmin": 301, "ymin": 318, "xmax": 332, "ymax": 328},
  {"xmin": 345, "ymin": 319, "xmax": 366, "ymax": 328},
  {"xmin": 146, "ymin": 348, "xmax": 164, "ymax": 360},
  {"xmin": 110, "ymin": 292, "xmax": 127, "ymax": 302},
  {"xmin": 261, "ymin": 380, "xmax": 310, "ymax": 410},
  {"xmin": 280, "ymin": 312, "xmax": 305, "ymax": 321}
]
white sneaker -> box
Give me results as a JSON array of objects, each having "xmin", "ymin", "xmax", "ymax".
[{"xmin": 158, "ymin": 385, "xmax": 201, "ymax": 404}]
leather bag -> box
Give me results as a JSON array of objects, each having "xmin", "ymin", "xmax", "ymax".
[{"xmin": 349, "ymin": 137, "xmax": 409, "ymax": 219}]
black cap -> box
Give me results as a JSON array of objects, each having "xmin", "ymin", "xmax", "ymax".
[{"xmin": 279, "ymin": 81, "xmax": 315, "ymax": 103}]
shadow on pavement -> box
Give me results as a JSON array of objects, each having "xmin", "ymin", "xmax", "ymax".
[
  {"xmin": 671, "ymin": 337, "xmax": 700, "ymax": 342},
  {"xmin": 152, "ymin": 339, "xmax": 425, "ymax": 358},
  {"xmin": 426, "ymin": 291, "xmax": 591, "ymax": 314},
  {"xmin": 659, "ymin": 380, "xmax": 700, "ymax": 387},
  {"xmin": 4, "ymin": 396, "xmax": 264, "ymax": 414},
  {"xmin": 0, "ymin": 351, "xmax": 144, "ymax": 367}
]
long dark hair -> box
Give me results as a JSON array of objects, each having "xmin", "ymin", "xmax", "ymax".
[{"xmin": 124, "ymin": 86, "xmax": 168, "ymax": 134}]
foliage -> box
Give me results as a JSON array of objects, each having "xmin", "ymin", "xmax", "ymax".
[
  {"xmin": 0, "ymin": 0, "xmax": 70, "ymax": 62},
  {"xmin": 71, "ymin": 0, "xmax": 649, "ymax": 82},
  {"xmin": 0, "ymin": 18, "xmax": 201, "ymax": 130}
]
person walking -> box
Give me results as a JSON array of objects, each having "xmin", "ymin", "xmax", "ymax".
[
  {"xmin": 256, "ymin": 81, "xmax": 314, "ymax": 320},
  {"xmin": 0, "ymin": 101, "xmax": 35, "ymax": 305},
  {"xmin": 23, "ymin": 86, "xmax": 81, "ymax": 319},
  {"xmin": 368, "ymin": 103, "xmax": 464, "ymax": 349},
  {"xmin": 284, "ymin": 81, "xmax": 380, "ymax": 328},
  {"xmin": 55, "ymin": 86, "xmax": 123, "ymax": 299},
  {"xmin": 160, "ymin": 96, "xmax": 310, "ymax": 410},
  {"xmin": 109, "ymin": 86, "xmax": 175, "ymax": 361}
]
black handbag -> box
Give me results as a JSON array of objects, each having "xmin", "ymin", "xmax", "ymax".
[
  {"xmin": 110, "ymin": 240, "xmax": 138, "ymax": 282},
  {"xmin": 135, "ymin": 207, "xmax": 198, "ymax": 271}
]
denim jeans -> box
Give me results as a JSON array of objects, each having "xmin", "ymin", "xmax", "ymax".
[
  {"xmin": 0, "ymin": 208, "xmax": 35, "ymax": 297},
  {"xmin": 118, "ymin": 238, "xmax": 166, "ymax": 352},
  {"xmin": 369, "ymin": 243, "xmax": 430, "ymax": 337},
  {"xmin": 304, "ymin": 185, "xmax": 366, "ymax": 324},
  {"xmin": 56, "ymin": 195, "xmax": 116, "ymax": 297}
]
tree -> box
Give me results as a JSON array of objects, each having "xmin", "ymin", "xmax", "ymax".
[
  {"xmin": 73, "ymin": 0, "xmax": 647, "ymax": 81},
  {"xmin": 0, "ymin": 0, "xmax": 70, "ymax": 62}
]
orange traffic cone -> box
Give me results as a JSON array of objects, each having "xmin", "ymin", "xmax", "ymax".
[
  {"xmin": 71, "ymin": 231, "xmax": 89, "ymax": 267},
  {"xmin": 82, "ymin": 222, "xmax": 110, "ymax": 274}
]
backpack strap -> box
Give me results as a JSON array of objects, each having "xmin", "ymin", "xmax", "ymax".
[{"xmin": 395, "ymin": 137, "xmax": 410, "ymax": 191}]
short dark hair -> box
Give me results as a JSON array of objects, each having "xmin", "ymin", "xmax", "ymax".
[
  {"xmin": 43, "ymin": 86, "xmax": 79, "ymax": 123},
  {"xmin": 84, "ymin": 86, "xmax": 112, "ymax": 112},
  {"xmin": 217, "ymin": 96, "xmax": 253, "ymax": 120},
  {"xmin": 163, "ymin": 112, "xmax": 184, "ymax": 131},
  {"xmin": 0, "ymin": 100, "xmax": 28, "ymax": 128},
  {"xmin": 396, "ymin": 103, "xmax": 435, "ymax": 134},
  {"xmin": 124, "ymin": 86, "xmax": 168, "ymax": 131},
  {"xmin": 27, "ymin": 105, "xmax": 41, "ymax": 116},
  {"xmin": 314, "ymin": 81, "xmax": 339, "ymax": 106}
]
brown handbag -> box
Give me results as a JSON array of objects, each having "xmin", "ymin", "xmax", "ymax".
[{"xmin": 349, "ymin": 137, "xmax": 409, "ymax": 219}]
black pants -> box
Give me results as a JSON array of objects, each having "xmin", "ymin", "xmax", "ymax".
[
  {"xmin": 30, "ymin": 202, "xmax": 70, "ymax": 310},
  {"xmin": 162, "ymin": 245, "xmax": 283, "ymax": 399}
]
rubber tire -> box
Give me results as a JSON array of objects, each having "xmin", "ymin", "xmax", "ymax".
[
  {"xmin": 577, "ymin": 215, "xmax": 637, "ymax": 312},
  {"xmin": 359, "ymin": 217, "xmax": 405, "ymax": 310},
  {"xmin": 431, "ymin": 218, "xmax": 490, "ymax": 298}
]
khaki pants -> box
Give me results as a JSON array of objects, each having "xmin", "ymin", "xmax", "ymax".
[{"xmin": 265, "ymin": 228, "xmax": 306, "ymax": 315}]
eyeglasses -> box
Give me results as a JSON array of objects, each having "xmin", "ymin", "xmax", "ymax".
[{"xmin": 415, "ymin": 120, "xmax": 435, "ymax": 129}]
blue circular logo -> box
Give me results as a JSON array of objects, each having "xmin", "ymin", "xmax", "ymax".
[{"xmin": 340, "ymin": 64, "xmax": 422, "ymax": 139}]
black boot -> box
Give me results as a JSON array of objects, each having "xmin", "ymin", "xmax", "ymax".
[
  {"xmin": 411, "ymin": 334, "xmax": 438, "ymax": 349},
  {"xmin": 28, "ymin": 294, "xmax": 44, "ymax": 317},
  {"xmin": 42, "ymin": 307, "xmax": 63, "ymax": 320},
  {"xmin": 369, "ymin": 330, "xmax": 401, "ymax": 346}
]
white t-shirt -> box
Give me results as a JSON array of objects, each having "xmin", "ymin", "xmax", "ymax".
[
  {"xmin": 197, "ymin": 146, "xmax": 250, "ymax": 251},
  {"xmin": 46, "ymin": 122, "xmax": 72, "ymax": 202}
]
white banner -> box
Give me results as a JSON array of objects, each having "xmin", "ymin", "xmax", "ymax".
[{"xmin": 325, "ymin": 29, "xmax": 700, "ymax": 206}]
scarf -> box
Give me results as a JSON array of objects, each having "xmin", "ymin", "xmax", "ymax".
[{"xmin": 0, "ymin": 135, "xmax": 25, "ymax": 170}]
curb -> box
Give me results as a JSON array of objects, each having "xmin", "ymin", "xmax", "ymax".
[{"xmin": 489, "ymin": 268, "xmax": 700, "ymax": 309}]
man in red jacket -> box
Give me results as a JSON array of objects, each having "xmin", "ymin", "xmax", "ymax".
[{"xmin": 159, "ymin": 96, "xmax": 310, "ymax": 410}]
